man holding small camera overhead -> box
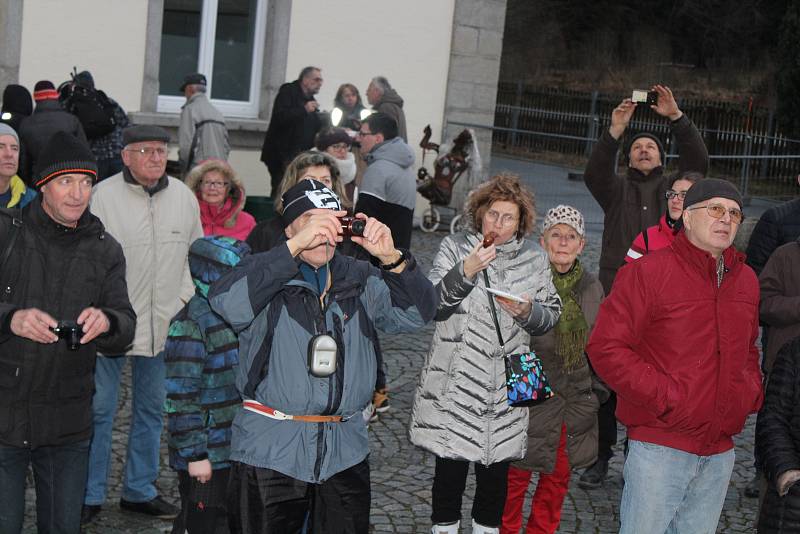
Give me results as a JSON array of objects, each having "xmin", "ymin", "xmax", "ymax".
[
  {"xmin": 580, "ymin": 84, "xmax": 709, "ymax": 489},
  {"xmin": 0, "ymin": 130, "xmax": 135, "ymax": 533},
  {"xmin": 208, "ymin": 179, "xmax": 436, "ymax": 533}
]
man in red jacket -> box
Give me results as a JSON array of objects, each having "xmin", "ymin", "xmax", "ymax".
[{"xmin": 587, "ymin": 178, "xmax": 763, "ymax": 534}]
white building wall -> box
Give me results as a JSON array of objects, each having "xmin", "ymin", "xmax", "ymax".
[{"xmin": 18, "ymin": 0, "xmax": 148, "ymax": 112}]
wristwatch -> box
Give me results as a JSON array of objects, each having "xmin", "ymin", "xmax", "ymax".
[{"xmin": 380, "ymin": 250, "xmax": 405, "ymax": 270}]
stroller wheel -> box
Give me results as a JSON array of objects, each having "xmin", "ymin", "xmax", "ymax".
[
  {"xmin": 450, "ymin": 214, "xmax": 465, "ymax": 235},
  {"xmin": 420, "ymin": 206, "xmax": 441, "ymax": 233}
]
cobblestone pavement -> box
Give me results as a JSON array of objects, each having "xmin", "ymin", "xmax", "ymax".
[{"xmin": 23, "ymin": 225, "xmax": 760, "ymax": 533}]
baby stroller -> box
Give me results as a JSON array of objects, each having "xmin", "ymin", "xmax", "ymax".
[{"xmin": 416, "ymin": 126, "xmax": 480, "ymax": 233}]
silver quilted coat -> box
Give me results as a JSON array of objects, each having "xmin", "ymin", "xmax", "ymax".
[{"xmin": 408, "ymin": 231, "xmax": 561, "ymax": 464}]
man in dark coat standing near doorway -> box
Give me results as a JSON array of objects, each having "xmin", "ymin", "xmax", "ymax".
[{"xmin": 260, "ymin": 66, "xmax": 323, "ymax": 198}]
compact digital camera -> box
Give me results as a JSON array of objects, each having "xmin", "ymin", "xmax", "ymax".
[
  {"xmin": 339, "ymin": 216, "xmax": 366, "ymax": 238},
  {"xmin": 632, "ymin": 89, "xmax": 658, "ymax": 106},
  {"xmin": 51, "ymin": 321, "xmax": 84, "ymax": 351}
]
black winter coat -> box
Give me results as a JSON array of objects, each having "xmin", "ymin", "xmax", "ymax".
[
  {"xmin": 17, "ymin": 100, "xmax": 89, "ymax": 185},
  {"xmin": 260, "ymin": 80, "xmax": 321, "ymax": 168},
  {"xmin": 756, "ymin": 336, "xmax": 800, "ymax": 533},
  {"xmin": 746, "ymin": 198, "xmax": 800, "ymax": 276},
  {"xmin": 0, "ymin": 198, "xmax": 135, "ymax": 448},
  {"xmin": 583, "ymin": 115, "xmax": 708, "ymax": 294}
]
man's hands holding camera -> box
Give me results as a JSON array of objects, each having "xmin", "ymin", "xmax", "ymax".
[
  {"xmin": 609, "ymin": 85, "xmax": 683, "ymax": 140},
  {"xmin": 10, "ymin": 306, "xmax": 110, "ymax": 346}
]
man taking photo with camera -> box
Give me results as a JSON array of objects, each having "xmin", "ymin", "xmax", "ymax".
[{"xmin": 209, "ymin": 179, "xmax": 436, "ymax": 533}]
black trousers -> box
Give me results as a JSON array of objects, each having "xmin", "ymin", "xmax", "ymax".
[
  {"xmin": 597, "ymin": 391, "xmax": 618, "ymax": 460},
  {"xmin": 172, "ymin": 468, "xmax": 231, "ymax": 534},
  {"xmin": 431, "ymin": 456, "xmax": 510, "ymax": 527},
  {"xmin": 228, "ymin": 459, "xmax": 370, "ymax": 534}
]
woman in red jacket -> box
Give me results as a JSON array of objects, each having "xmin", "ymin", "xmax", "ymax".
[
  {"xmin": 624, "ymin": 171, "xmax": 702, "ymax": 263},
  {"xmin": 185, "ymin": 159, "xmax": 256, "ymax": 240}
]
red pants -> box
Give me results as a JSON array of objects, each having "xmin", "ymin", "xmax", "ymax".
[{"xmin": 500, "ymin": 424, "xmax": 571, "ymax": 534}]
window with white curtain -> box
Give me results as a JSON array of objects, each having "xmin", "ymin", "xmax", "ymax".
[{"xmin": 157, "ymin": 0, "xmax": 266, "ymax": 118}]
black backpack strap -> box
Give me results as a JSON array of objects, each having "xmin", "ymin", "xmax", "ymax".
[
  {"xmin": 183, "ymin": 119, "xmax": 227, "ymax": 175},
  {"xmin": 0, "ymin": 209, "xmax": 23, "ymax": 274},
  {"xmin": 243, "ymin": 293, "xmax": 285, "ymax": 400}
]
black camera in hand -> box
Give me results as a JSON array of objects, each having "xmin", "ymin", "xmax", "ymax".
[
  {"xmin": 339, "ymin": 216, "xmax": 366, "ymax": 238},
  {"xmin": 50, "ymin": 321, "xmax": 84, "ymax": 351}
]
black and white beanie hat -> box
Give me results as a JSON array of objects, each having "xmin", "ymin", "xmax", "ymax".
[
  {"xmin": 542, "ymin": 204, "xmax": 585, "ymax": 237},
  {"xmin": 281, "ymin": 179, "xmax": 341, "ymax": 226}
]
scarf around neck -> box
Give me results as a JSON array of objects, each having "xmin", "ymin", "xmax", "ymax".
[{"xmin": 551, "ymin": 259, "xmax": 589, "ymax": 372}]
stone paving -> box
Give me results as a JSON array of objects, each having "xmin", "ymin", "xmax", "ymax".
[{"xmin": 22, "ymin": 225, "xmax": 760, "ymax": 533}]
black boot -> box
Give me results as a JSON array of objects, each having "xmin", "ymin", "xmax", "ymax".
[{"xmin": 578, "ymin": 457, "xmax": 609, "ymax": 489}]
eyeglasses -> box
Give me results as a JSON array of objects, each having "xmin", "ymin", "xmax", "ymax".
[
  {"xmin": 201, "ymin": 180, "xmax": 229, "ymax": 189},
  {"xmin": 357, "ymin": 131, "xmax": 378, "ymax": 138},
  {"xmin": 686, "ymin": 203, "xmax": 744, "ymax": 224},
  {"xmin": 127, "ymin": 146, "xmax": 168, "ymax": 158},
  {"xmin": 485, "ymin": 209, "xmax": 519, "ymax": 227},
  {"xmin": 665, "ymin": 190, "xmax": 688, "ymax": 200}
]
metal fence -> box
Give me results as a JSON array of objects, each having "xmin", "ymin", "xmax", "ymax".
[{"xmin": 492, "ymin": 83, "xmax": 800, "ymax": 199}]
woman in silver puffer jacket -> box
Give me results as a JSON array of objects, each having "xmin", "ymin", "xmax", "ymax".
[{"xmin": 409, "ymin": 174, "xmax": 561, "ymax": 534}]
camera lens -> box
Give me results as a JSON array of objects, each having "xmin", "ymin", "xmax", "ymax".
[{"xmin": 350, "ymin": 219, "xmax": 366, "ymax": 237}]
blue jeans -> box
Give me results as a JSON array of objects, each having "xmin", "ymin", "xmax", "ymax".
[
  {"xmin": 620, "ymin": 440, "xmax": 735, "ymax": 534},
  {"xmin": 84, "ymin": 353, "xmax": 166, "ymax": 505},
  {"xmin": 0, "ymin": 440, "xmax": 90, "ymax": 534}
]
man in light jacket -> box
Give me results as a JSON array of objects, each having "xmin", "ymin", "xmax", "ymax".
[
  {"xmin": 82, "ymin": 125, "xmax": 203, "ymax": 525},
  {"xmin": 178, "ymin": 73, "xmax": 230, "ymax": 175}
]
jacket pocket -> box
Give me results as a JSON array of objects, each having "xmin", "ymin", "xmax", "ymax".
[{"xmin": 0, "ymin": 361, "xmax": 20, "ymax": 434}]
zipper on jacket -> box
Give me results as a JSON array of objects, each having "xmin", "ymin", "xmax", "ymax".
[{"xmin": 149, "ymin": 197, "xmax": 156, "ymax": 356}]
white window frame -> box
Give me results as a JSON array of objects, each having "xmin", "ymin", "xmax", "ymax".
[{"xmin": 157, "ymin": 0, "xmax": 266, "ymax": 118}]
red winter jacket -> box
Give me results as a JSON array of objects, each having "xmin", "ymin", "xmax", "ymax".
[
  {"xmin": 587, "ymin": 231, "xmax": 763, "ymax": 456},
  {"xmin": 624, "ymin": 214, "xmax": 679, "ymax": 263}
]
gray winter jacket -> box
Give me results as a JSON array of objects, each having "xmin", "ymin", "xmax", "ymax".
[
  {"xmin": 408, "ymin": 232, "xmax": 561, "ymax": 464},
  {"xmin": 179, "ymin": 92, "xmax": 230, "ymax": 172},
  {"xmin": 374, "ymin": 88, "xmax": 407, "ymax": 142},
  {"xmin": 209, "ymin": 244, "xmax": 436, "ymax": 482}
]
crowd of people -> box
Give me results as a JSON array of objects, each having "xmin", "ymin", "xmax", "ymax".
[{"xmin": 0, "ymin": 66, "xmax": 799, "ymax": 534}]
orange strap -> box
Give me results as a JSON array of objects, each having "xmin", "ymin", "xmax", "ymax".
[{"xmin": 242, "ymin": 400, "xmax": 343, "ymax": 423}]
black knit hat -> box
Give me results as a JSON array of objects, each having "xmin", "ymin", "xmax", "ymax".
[
  {"xmin": 180, "ymin": 73, "xmax": 207, "ymax": 92},
  {"xmin": 625, "ymin": 132, "xmax": 666, "ymax": 166},
  {"xmin": 34, "ymin": 131, "xmax": 97, "ymax": 188},
  {"xmin": 281, "ymin": 179, "xmax": 341, "ymax": 226},
  {"xmin": 122, "ymin": 125, "xmax": 170, "ymax": 146},
  {"xmin": 1, "ymin": 84, "xmax": 33, "ymax": 116},
  {"xmin": 683, "ymin": 178, "xmax": 743, "ymax": 210}
]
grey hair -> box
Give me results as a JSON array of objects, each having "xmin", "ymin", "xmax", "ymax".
[
  {"xmin": 299, "ymin": 66, "xmax": 320, "ymax": 81},
  {"xmin": 370, "ymin": 76, "xmax": 391, "ymax": 92},
  {"xmin": 192, "ymin": 84, "xmax": 207, "ymax": 93}
]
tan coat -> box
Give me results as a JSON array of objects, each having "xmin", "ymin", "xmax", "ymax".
[{"xmin": 91, "ymin": 174, "xmax": 203, "ymax": 356}]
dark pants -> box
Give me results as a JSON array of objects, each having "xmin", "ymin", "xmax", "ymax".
[
  {"xmin": 172, "ymin": 468, "xmax": 231, "ymax": 534},
  {"xmin": 228, "ymin": 459, "xmax": 370, "ymax": 534},
  {"xmin": 267, "ymin": 160, "xmax": 288, "ymax": 200},
  {"xmin": 597, "ymin": 391, "xmax": 618, "ymax": 460},
  {"xmin": 432, "ymin": 456, "xmax": 510, "ymax": 527},
  {"xmin": 0, "ymin": 440, "xmax": 90, "ymax": 534}
]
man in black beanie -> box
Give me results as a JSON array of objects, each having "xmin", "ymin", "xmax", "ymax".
[
  {"xmin": 588, "ymin": 178, "xmax": 762, "ymax": 533},
  {"xmin": 0, "ymin": 130, "xmax": 135, "ymax": 533},
  {"xmin": 208, "ymin": 179, "xmax": 436, "ymax": 533},
  {"xmin": 579, "ymin": 85, "xmax": 710, "ymax": 488}
]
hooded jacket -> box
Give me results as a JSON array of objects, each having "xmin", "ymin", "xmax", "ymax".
[
  {"xmin": 90, "ymin": 172, "xmax": 204, "ymax": 356},
  {"xmin": 584, "ymin": 115, "xmax": 708, "ymax": 293},
  {"xmin": 0, "ymin": 198, "xmax": 135, "ymax": 448},
  {"xmin": 184, "ymin": 163, "xmax": 256, "ymax": 240},
  {"xmin": 587, "ymin": 231, "xmax": 763, "ymax": 456},
  {"xmin": 373, "ymin": 88, "xmax": 407, "ymax": 142},
  {"xmin": 355, "ymin": 137, "xmax": 416, "ymax": 249},
  {"xmin": 624, "ymin": 213, "xmax": 679, "ymax": 263},
  {"xmin": 209, "ymin": 244, "xmax": 436, "ymax": 482},
  {"xmin": 165, "ymin": 236, "xmax": 250, "ymax": 471},
  {"xmin": 408, "ymin": 232, "xmax": 561, "ymax": 465}
]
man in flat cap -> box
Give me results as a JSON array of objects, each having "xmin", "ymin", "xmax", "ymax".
[
  {"xmin": 0, "ymin": 131, "xmax": 135, "ymax": 533},
  {"xmin": 82, "ymin": 125, "xmax": 203, "ymax": 524},
  {"xmin": 587, "ymin": 178, "xmax": 763, "ymax": 534},
  {"xmin": 178, "ymin": 73, "xmax": 229, "ymax": 175}
]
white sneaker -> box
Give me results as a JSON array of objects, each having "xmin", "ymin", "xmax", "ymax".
[
  {"xmin": 431, "ymin": 520, "xmax": 460, "ymax": 533},
  {"xmin": 471, "ymin": 519, "xmax": 499, "ymax": 534}
]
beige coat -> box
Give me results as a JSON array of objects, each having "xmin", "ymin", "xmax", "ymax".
[{"xmin": 91, "ymin": 174, "xmax": 203, "ymax": 356}]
